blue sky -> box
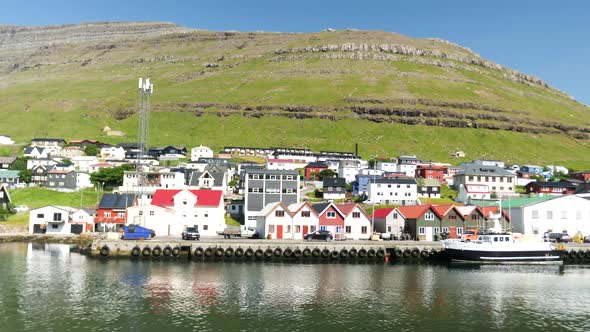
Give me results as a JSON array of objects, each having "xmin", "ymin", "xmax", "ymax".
[{"xmin": 2, "ymin": 0, "xmax": 589, "ymax": 106}]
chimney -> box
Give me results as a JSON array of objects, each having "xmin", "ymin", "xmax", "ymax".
[{"xmin": 355, "ymin": 143, "xmax": 358, "ymax": 157}]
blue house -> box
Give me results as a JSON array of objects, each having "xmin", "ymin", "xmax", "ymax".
[
  {"xmin": 353, "ymin": 174, "xmax": 382, "ymax": 197},
  {"xmin": 520, "ymin": 165, "xmax": 544, "ymax": 175}
]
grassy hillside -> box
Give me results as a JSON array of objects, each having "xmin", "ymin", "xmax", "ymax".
[{"xmin": 0, "ymin": 23, "xmax": 589, "ymax": 167}]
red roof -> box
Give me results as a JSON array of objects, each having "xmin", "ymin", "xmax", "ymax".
[
  {"xmin": 372, "ymin": 208, "xmax": 394, "ymax": 219},
  {"xmin": 335, "ymin": 203, "xmax": 359, "ymax": 217},
  {"xmin": 397, "ymin": 205, "xmax": 432, "ymax": 219},
  {"xmin": 151, "ymin": 189, "xmax": 222, "ymax": 207},
  {"xmin": 479, "ymin": 206, "xmax": 511, "ymax": 222},
  {"xmin": 430, "ymin": 204, "xmax": 455, "ymax": 217}
]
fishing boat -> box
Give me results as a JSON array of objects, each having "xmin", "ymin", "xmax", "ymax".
[{"xmin": 441, "ymin": 233, "xmax": 563, "ymax": 264}]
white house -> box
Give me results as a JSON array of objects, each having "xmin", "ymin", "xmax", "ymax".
[
  {"xmin": 88, "ymin": 162, "xmax": 116, "ymax": 174},
  {"xmin": 506, "ymin": 195, "xmax": 590, "ymax": 240},
  {"xmin": 266, "ymin": 158, "xmax": 307, "ymax": 171},
  {"xmin": 100, "ymin": 146, "xmax": 126, "ymax": 160},
  {"xmin": 367, "ymin": 178, "xmax": 418, "ymax": 205},
  {"xmin": 71, "ymin": 156, "xmax": 99, "ymax": 172},
  {"xmin": 29, "ymin": 206, "xmax": 93, "ymax": 234},
  {"xmin": 0, "ymin": 135, "xmax": 15, "ymax": 145},
  {"xmin": 453, "ymin": 163, "xmax": 516, "ymax": 197},
  {"xmin": 288, "ymin": 201, "xmax": 320, "ymax": 238},
  {"xmin": 339, "ymin": 203, "xmax": 372, "ymax": 240},
  {"xmin": 255, "ymin": 202, "xmax": 294, "ymax": 240},
  {"xmin": 126, "ymin": 189, "xmax": 225, "ymax": 237},
  {"xmin": 27, "ymin": 158, "xmax": 58, "ymax": 170},
  {"xmin": 24, "ymin": 146, "xmax": 48, "ymax": 159},
  {"xmin": 59, "ymin": 146, "xmax": 85, "ymax": 158},
  {"xmin": 190, "ymin": 145, "xmax": 214, "ymax": 161},
  {"xmin": 457, "ymin": 184, "xmax": 491, "ymax": 203},
  {"xmin": 396, "ymin": 155, "xmax": 421, "ymax": 177},
  {"xmin": 376, "ymin": 161, "xmax": 397, "ymax": 173},
  {"xmin": 338, "ymin": 159, "xmax": 362, "ymax": 183}
]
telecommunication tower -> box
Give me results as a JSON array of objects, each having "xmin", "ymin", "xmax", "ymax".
[{"xmin": 136, "ymin": 77, "xmax": 153, "ymax": 205}]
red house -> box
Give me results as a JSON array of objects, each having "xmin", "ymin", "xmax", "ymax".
[
  {"xmin": 415, "ymin": 164, "xmax": 447, "ymax": 182},
  {"xmin": 571, "ymin": 171, "xmax": 590, "ymax": 183},
  {"xmin": 94, "ymin": 193, "xmax": 136, "ymax": 231},
  {"xmin": 311, "ymin": 202, "xmax": 371, "ymax": 240},
  {"xmin": 524, "ymin": 181, "xmax": 577, "ymax": 196},
  {"xmin": 304, "ymin": 161, "xmax": 329, "ymax": 180}
]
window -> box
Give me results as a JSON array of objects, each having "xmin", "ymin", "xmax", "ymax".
[
  {"xmin": 419, "ymin": 227, "xmax": 426, "ymax": 235},
  {"xmin": 182, "ymin": 199, "xmax": 187, "ymax": 205},
  {"xmin": 434, "ymin": 227, "xmax": 440, "ymax": 234},
  {"xmin": 576, "ymin": 211, "xmax": 582, "ymax": 219},
  {"xmin": 37, "ymin": 213, "xmax": 44, "ymax": 219},
  {"xmin": 251, "ymin": 174, "xmax": 259, "ymax": 180},
  {"xmin": 52, "ymin": 224, "xmax": 58, "ymax": 229},
  {"xmin": 203, "ymin": 225, "xmax": 208, "ymax": 231},
  {"xmin": 275, "ymin": 210, "xmax": 285, "ymax": 217},
  {"xmin": 301, "ymin": 211, "xmax": 310, "ymax": 217},
  {"xmin": 285, "ymin": 175, "xmax": 294, "ymax": 181},
  {"xmin": 546, "ymin": 211, "xmax": 553, "ymax": 219},
  {"xmin": 105, "ymin": 212, "xmax": 111, "ymax": 218},
  {"xmin": 204, "ymin": 213, "xmax": 209, "ymax": 218},
  {"xmin": 561, "ymin": 211, "xmax": 567, "ymax": 219},
  {"xmin": 442, "ymin": 227, "xmax": 449, "ymax": 233},
  {"xmin": 345, "ymin": 226, "xmax": 351, "ymax": 233},
  {"xmin": 149, "ymin": 211, "xmax": 154, "ymax": 216},
  {"xmin": 327, "ymin": 211, "xmax": 336, "ymax": 218},
  {"xmin": 532, "ymin": 210, "xmax": 539, "ymax": 219},
  {"xmin": 320, "ymin": 225, "xmax": 327, "ymax": 231},
  {"xmin": 295, "ymin": 225, "xmax": 301, "ymax": 233},
  {"xmin": 117, "ymin": 212, "xmax": 125, "ymax": 218},
  {"xmin": 310, "ymin": 226, "xmax": 316, "ymax": 232},
  {"xmin": 393, "ymin": 213, "xmax": 398, "ymax": 219},
  {"xmin": 361, "ymin": 226, "xmax": 367, "ymax": 234},
  {"xmin": 286, "ymin": 225, "xmax": 291, "ymax": 233},
  {"xmin": 53, "ymin": 213, "xmax": 62, "ymax": 222},
  {"xmin": 449, "ymin": 215, "xmax": 457, "ymax": 220},
  {"xmin": 336, "ymin": 226, "xmax": 342, "ymax": 233},
  {"xmin": 457, "ymin": 227, "xmax": 463, "ymax": 235},
  {"xmin": 139, "ymin": 211, "xmax": 143, "ymax": 216},
  {"xmin": 268, "ymin": 225, "xmax": 275, "ymax": 233},
  {"xmin": 352, "ymin": 212, "xmax": 360, "ymax": 218},
  {"xmin": 424, "ymin": 213, "xmax": 435, "ymax": 221}
]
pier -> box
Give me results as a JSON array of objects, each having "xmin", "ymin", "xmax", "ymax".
[{"xmin": 88, "ymin": 238, "xmax": 590, "ymax": 264}]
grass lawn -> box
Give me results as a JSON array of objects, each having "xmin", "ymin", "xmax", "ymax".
[
  {"xmin": 224, "ymin": 215, "xmax": 241, "ymax": 226},
  {"xmin": 8, "ymin": 187, "xmax": 101, "ymax": 209}
]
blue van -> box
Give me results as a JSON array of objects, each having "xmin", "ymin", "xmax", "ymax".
[{"xmin": 122, "ymin": 225, "xmax": 156, "ymax": 240}]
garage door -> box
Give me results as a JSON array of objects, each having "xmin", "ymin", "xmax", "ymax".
[
  {"xmin": 70, "ymin": 224, "xmax": 83, "ymax": 234},
  {"xmin": 33, "ymin": 224, "xmax": 46, "ymax": 234}
]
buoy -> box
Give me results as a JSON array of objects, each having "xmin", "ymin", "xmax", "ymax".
[
  {"xmin": 264, "ymin": 248, "xmax": 273, "ymax": 258},
  {"xmin": 420, "ymin": 250, "xmax": 429, "ymax": 258},
  {"xmin": 385, "ymin": 256, "xmax": 389, "ymax": 263},
  {"xmin": 411, "ymin": 248, "xmax": 420, "ymax": 258},
  {"xmin": 204, "ymin": 247, "xmax": 213, "ymax": 257},
  {"xmin": 273, "ymin": 248, "xmax": 283, "ymax": 257},
  {"xmin": 340, "ymin": 248, "xmax": 349, "ymax": 258},
  {"xmin": 195, "ymin": 247, "xmax": 205, "ymax": 257},
  {"xmin": 330, "ymin": 250, "xmax": 339, "ymax": 259},
  {"xmin": 142, "ymin": 247, "xmax": 151, "ymax": 257},
  {"xmin": 358, "ymin": 248, "xmax": 368, "ymax": 258},
  {"xmin": 585, "ymin": 250, "xmax": 590, "ymax": 259},
  {"xmin": 321, "ymin": 249, "xmax": 331, "ymax": 258},
  {"xmin": 235, "ymin": 248, "xmax": 244, "ymax": 257},
  {"xmin": 172, "ymin": 246, "xmax": 181, "ymax": 257},
  {"xmin": 99, "ymin": 245, "xmax": 110, "ymax": 257},
  {"xmin": 577, "ymin": 250, "xmax": 585, "ymax": 260},
  {"xmin": 283, "ymin": 248, "xmax": 293, "ymax": 258},
  {"xmin": 255, "ymin": 249, "xmax": 264, "ymax": 259},
  {"xmin": 245, "ymin": 248, "xmax": 254, "ymax": 258},
  {"xmin": 293, "ymin": 248, "xmax": 302, "ymax": 258},
  {"xmin": 302, "ymin": 248, "xmax": 312, "ymax": 258},
  {"xmin": 225, "ymin": 247, "xmax": 234, "ymax": 257},
  {"xmin": 162, "ymin": 246, "xmax": 172, "ymax": 257},
  {"xmin": 131, "ymin": 246, "xmax": 141, "ymax": 257},
  {"xmin": 403, "ymin": 248, "xmax": 411, "ymax": 258},
  {"xmin": 312, "ymin": 248, "xmax": 321, "ymax": 257},
  {"xmin": 152, "ymin": 246, "xmax": 162, "ymax": 257},
  {"xmin": 376, "ymin": 249, "xmax": 385, "ymax": 258},
  {"xmin": 367, "ymin": 248, "xmax": 376, "ymax": 258},
  {"xmin": 349, "ymin": 248, "xmax": 358, "ymax": 258},
  {"xmin": 394, "ymin": 248, "xmax": 403, "ymax": 258},
  {"xmin": 429, "ymin": 249, "xmax": 438, "ymax": 258},
  {"xmin": 215, "ymin": 248, "xmax": 225, "ymax": 257}
]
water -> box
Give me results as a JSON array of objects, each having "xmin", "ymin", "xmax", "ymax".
[{"xmin": 0, "ymin": 243, "xmax": 589, "ymax": 332}]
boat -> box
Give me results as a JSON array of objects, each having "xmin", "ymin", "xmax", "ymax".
[{"xmin": 441, "ymin": 233, "xmax": 564, "ymax": 264}]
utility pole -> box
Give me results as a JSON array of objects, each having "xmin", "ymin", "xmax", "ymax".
[{"xmin": 371, "ymin": 153, "xmax": 377, "ymax": 236}]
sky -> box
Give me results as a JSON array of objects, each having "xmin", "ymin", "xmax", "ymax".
[{"xmin": 2, "ymin": 0, "xmax": 589, "ymax": 106}]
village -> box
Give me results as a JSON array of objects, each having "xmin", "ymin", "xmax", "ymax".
[{"xmin": 1, "ymin": 135, "xmax": 589, "ymax": 244}]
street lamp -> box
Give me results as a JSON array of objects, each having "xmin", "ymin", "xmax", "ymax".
[{"xmin": 371, "ymin": 153, "xmax": 377, "ymax": 236}]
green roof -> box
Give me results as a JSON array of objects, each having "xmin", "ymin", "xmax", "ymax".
[
  {"xmin": 0, "ymin": 170, "xmax": 19, "ymax": 179},
  {"xmin": 469, "ymin": 196, "xmax": 556, "ymax": 208}
]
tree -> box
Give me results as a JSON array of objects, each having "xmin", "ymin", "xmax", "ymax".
[
  {"xmin": 319, "ymin": 169, "xmax": 336, "ymax": 179},
  {"xmin": 84, "ymin": 144, "xmax": 98, "ymax": 156},
  {"xmin": 9, "ymin": 157, "xmax": 29, "ymax": 171},
  {"xmin": 90, "ymin": 164, "xmax": 134, "ymax": 189},
  {"xmin": 19, "ymin": 169, "xmax": 32, "ymax": 184}
]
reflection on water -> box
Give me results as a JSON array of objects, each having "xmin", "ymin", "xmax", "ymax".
[{"xmin": 0, "ymin": 243, "xmax": 588, "ymax": 331}]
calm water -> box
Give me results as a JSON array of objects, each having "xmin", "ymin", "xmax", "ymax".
[{"xmin": 0, "ymin": 243, "xmax": 589, "ymax": 332}]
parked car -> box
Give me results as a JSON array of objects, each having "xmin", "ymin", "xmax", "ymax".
[
  {"xmin": 182, "ymin": 227, "xmax": 200, "ymax": 240},
  {"xmin": 122, "ymin": 225, "xmax": 155, "ymax": 240},
  {"xmin": 543, "ymin": 232, "xmax": 572, "ymax": 243},
  {"xmin": 380, "ymin": 232, "xmax": 393, "ymax": 240},
  {"xmin": 584, "ymin": 235, "xmax": 590, "ymax": 244},
  {"xmin": 13, "ymin": 205, "xmax": 29, "ymax": 213},
  {"xmin": 304, "ymin": 230, "xmax": 333, "ymax": 242}
]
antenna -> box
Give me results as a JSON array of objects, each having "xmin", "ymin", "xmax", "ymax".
[{"xmin": 136, "ymin": 76, "xmax": 153, "ymax": 223}]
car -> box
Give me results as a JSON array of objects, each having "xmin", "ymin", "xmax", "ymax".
[
  {"xmin": 304, "ymin": 230, "xmax": 333, "ymax": 242},
  {"xmin": 13, "ymin": 205, "xmax": 29, "ymax": 213},
  {"xmin": 380, "ymin": 232, "xmax": 393, "ymax": 240},
  {"xmin": 122, "ymin": 225, "xmax": 155, "ymax": 240},
  {"xmin": 543, "ymin": 232, "xmax": 572, "ymax": 243},
  {"xmin": 585, "ymin": 235, "xmax": 590, "ymax": 244},
  {"xmin": 182, "ymin": 227, "xmax": 200, "ymax": 240}
]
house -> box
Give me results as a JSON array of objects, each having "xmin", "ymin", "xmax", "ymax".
[
  {"xmin": 418, "ymin": 178, "xmax": 441, "ymax": 199},
  {"xmin": 100, "ymin": 146, "xmax": 126, "ymax": 159},
  {"xmin": 520, "ymin": 165, "xmax": 544, "ymax": 175},
  {"xmin": 198, "ymin": 157, "xmax": 231, "ymax": 167},
  {"xmin": 524, "ymin": 181, "xmax": 578, "ymax": 196},
  {"xmin": 0, "ymin": 184, "xmax": 11, "ymax": 208},
  {"xmin": 571, "ymin": 171, "xmax": 590, "ymax": 183},
  {"xmin": 396, "ymin": 155, "xmax": 421, "ymax": 177},
  {"xmin": 415, "ymin": 163, "xmax": 447, "ymax": 182},
  {"xmin": 575, "ymin": 183, "xmax": 590, "ymax": 200},
  {"xmin": 88, "ymin": 162, "xmax": 116, "ymax": 174},
  {"xmin": 30, "ymin": 138, "xmax": 66, "ymax": 147},
  {"xmin": 266, "ymin": 158, "xmax": 307, "ymax": 171},
  {"xmin": 304, "ymin": 161, "xmax": 329, "ymax": 180},
  {"xmin": 457, "ymin": 184, "xmax": 491, "ymax": 203},
  {"xmin": 0, "ymin": 135, "xmax": 14, "ymax": 145},
  {"xmin": 149, "ymin": 146, "xmax": 187, "ymax": 159},
  {"xmin": 71, "ymin": 156, "xmax": 99, "ymax": 172},
  {"xmin": 46, "ymin": 170, "xmax": 77, "ymax": 191},
  {"xmin": 338, "ymin": 159, "xmax": 362, "ymax": 183},
  {"xmin": 243, "ymin": 169, "xmax": 300, "ymax": 227},
  {"xmin": 471, "ymin": 159, "xmax": 506, "ymax": 168},
  {"xmin": 59, "ymin": 146, "xmax": 85, "ymax": 158},
  {"xmin": 397, "ymin": 205, "xmax": 442, "ymax": 241},
  {"xmin": 94, "ymin": 194, "xmax": 136, "ymax": 232},
  {"xmin": 323, "ymin": 177, "xmax": 347, "ymax": 200},
  {"xmin": 191, "ymin": 145, "xmax": 214, "ymax": 161},
  {"xmin": 311, "ymin": 202, "xmax": 371, "ymax": 240},
  {"xmin": 288, "ymin": 201, "xmax": 320, "ymax": 238},
  {"xmin": 371, "ymin": 207, "xmax": 404, "ymax": 238},
  {"xmin": 188, "ymin": 166, "xmax": 229, "ymax": 194},
  {"xmin": 453, "ymin": 163, "xmax": 516, "ymax": 198},
  {"xmin": 255, "ymin": 201, "xmax": 295, "ymax": 239},
  {"xmin": 23, "ymin": 146, "xmax": 48, "ymax": 159},
  {"xmin": 28, "ymin": 206, "xmax": 77, "ymax": 234},
  {"xmin": 0, "ymin": 170, "xmax": 20, "ymax": 188},
  {"xmin": 352, "ymin": 174, "xmax": 382, "ymax": 197},
  {"xmin": 71, "ymin": 208, "xmax": 97, "ymax": 233},
  {"xmin": 126, "ymin": 189, "xmax": 224, "ymax": 237},
  {"xmin": 0, "ymin": 157, "xmax": 16, "ymax": 169},
  {"xmin": 505, "ymin": 195, "xmax": 590, "ymax": 240},
  {"xmin": 68, "ymin": 139, "xmax": 107, "ymax": 148},
  {"xmin": 226, "ymin": 199, "xmax": 244, "ymax": 220},
  {"xmin": 31, "ymin": 164, "xmax": 56, "ymax": 186},
  {"xmin": 367, "ymin": 178, "xmax": 418, "ymax": 205},
  {"xmin": 120, "ymin": 170, "xmax": 186, "ymax": 204},
  {"xmin": 431, "ymin": 204, "xmax": 465, "ymax": 239},
  {"xmin": 376, "ymin": 161, "xmax": 397, "ymax": 173}
]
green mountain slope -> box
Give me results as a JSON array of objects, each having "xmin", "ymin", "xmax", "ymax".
[{"xmin": 0, "ymin": 22, "xmax": 588, "ymax": 167}]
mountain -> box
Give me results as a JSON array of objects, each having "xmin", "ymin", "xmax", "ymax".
[{"xmin": 0, "ymin": 22, "xmax": 589, "ymax": 167}]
